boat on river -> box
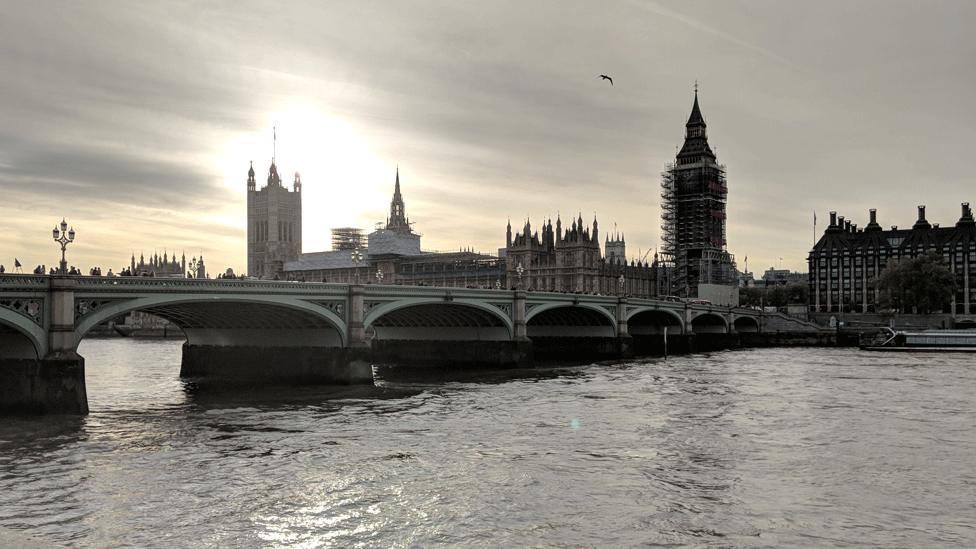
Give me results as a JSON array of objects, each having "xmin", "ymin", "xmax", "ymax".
[{"xmin": 860, "ymin": 328, "xmax": 976, "ymax": 352}]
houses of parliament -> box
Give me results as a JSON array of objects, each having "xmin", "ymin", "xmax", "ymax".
[{"xmin": 245, "ymin": 90, "xmax": 740, "ymax": 303}]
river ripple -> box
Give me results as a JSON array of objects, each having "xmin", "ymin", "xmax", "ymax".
[{"xmin": 1, "ymin": 339, "xmax": 974, "ymax": 547}]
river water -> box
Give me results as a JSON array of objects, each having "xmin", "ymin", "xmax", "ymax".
[{"xmin": 0, "ymin": 340, "xmax": 973, "ymax": 548}]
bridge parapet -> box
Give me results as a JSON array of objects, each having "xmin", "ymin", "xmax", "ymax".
[
  {"xmin": 71, "ymin": 276, "xmax": 349, "ymax": 295},
  {"xmin": 0, "ymin": 275, "xmax": 49, "ymax": 288}
]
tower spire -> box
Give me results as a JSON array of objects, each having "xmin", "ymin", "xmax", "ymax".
[
  {"xmin": 386, "ymin": 166, "xmax": 409, "ymax": 233},
  {"xmin": 273, "ymin": 126, "xmax": 276, "ymax": 165},
  {"xmin": 677, "ymin": 86, "xmax": 713, "ymax": 161}
]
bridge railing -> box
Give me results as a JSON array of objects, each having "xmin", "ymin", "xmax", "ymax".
[
  {"xmin": 0, "ymin": 274, "xmax": 49, "ymax": 287},
  {"xmin": 72, "ymin": 276, "xmax": 354, "ymax": 293}
]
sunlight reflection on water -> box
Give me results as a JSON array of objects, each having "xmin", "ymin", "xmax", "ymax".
[{"xmin": 0, "ymin": 339, "xmax": 974, "ymax": 547}]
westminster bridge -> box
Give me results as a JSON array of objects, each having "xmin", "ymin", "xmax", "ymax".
[{"xmin": 0, "ymin": 275, "xmax": 775, "ymax": 414}]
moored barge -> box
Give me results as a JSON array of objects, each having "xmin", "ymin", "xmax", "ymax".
[{"xmin": 861, "ymin": 328, "xmax": 976, "ymax": 352}]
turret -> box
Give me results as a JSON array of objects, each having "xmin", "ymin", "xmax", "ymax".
[
  {"xmin": 293, "ymin": 171, "xmax": 302, "ymax": 193},
  {"xmin": 506, "ymin": 219, "xmax": 512, "ymax": 248},
  {"xmin": 267, "ymin": 159, "xmax": 281, "ymax": 187},
  {"xmin": 247, "ymin": 161, "xmax": 256, "ymax": 191}
]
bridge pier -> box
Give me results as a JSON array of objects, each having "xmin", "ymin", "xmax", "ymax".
[
  {"xmin": 0, "ymin": 354, "xmax": 88, "ymax": 414},
  {"xmin": 0, "ymin": 277, "xmax": 90, "ymax": 414},
  {"xmin": 370, "ymin": 339, "xmax": 532, "ymax": 372},
  {"xmin": 687, "ymin": 333, "xmax": 740, "ymax": 353},
  {"xmin": 180, "ymin": 343, "xmax": 373, "ymax": 385}
]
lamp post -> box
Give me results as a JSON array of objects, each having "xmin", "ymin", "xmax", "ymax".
[
  {"xmin": 495, "ymin": 279, "xmax": 501, "ymax": 290},
  {"xmin": 52, "ymin": 218, "xmax": 75, "ymax": 275},
  {"xmin": 516, "ymin": 262, "xmax": 524, "ymax": 290},
  {"xmin": 350, "ymin": 248, "xmax": 363, "ymax": 284},
  {"xmin": 375, "ymin": 268, "xmax": 384, "ymax": 285},
  {"xmin": 618, "ymin": 274, "xmax": 626, "ymax": 296}
]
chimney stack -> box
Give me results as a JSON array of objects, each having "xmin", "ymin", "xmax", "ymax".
[
  {"xmin": 913, "ymin": 205, "xmax": 931, "ymax": 229},
  {"xmin": 865, "ymin": 208, "xmax": 882, "ymax": 232},
  {"xmin": 829, "ymin": 211, "xmax": 837, "ymax": 226},
  {"xmin": 958, "ymin": 202, "xmax": 975, "ymax": 226}
]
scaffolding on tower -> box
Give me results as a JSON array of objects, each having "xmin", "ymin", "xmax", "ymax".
[{"xmin": 331, "ymin": 227, "xmax": 366, "ymax": 251}]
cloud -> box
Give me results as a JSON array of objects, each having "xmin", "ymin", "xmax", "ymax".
[{"xmin": 1, "ymin": 0, "xmax": 974, "ymax": 275}]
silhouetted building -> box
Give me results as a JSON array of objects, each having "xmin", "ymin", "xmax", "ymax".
[
  {"xmin": 247, "ymin": 155, "xmax": 302, "ymax": 278},
  {"xmin": 282, "ymin": 169, "xmax": 505, "ymax": 287},
  {"xmin": 503, "ymin": 214, "xmax": 659, "ymax": 296},
  {"xmin": 127, "ymin": 251, "xmax": 205, "ymax": 278},
  {"xmin": 661, "ymin": 90, "xmax": 736, "ymax": 297},
  {"xmin": 130, "ymin": 251, "xmax": 185, "ymax": 277},
  {"xmin": 808, "ymin": 204, "xmax": 976, "ymax": 314}
]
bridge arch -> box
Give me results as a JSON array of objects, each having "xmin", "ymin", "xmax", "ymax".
[
  {"xmin": 364, "ymin": 298, "xmax": 513, "ymax": 341},
  {"xmin": 74, "ymin": 295, "xmax": 349, "ymax": 348},
  {"xmin": 689, "ymin": 312, "xmax": 729, "ymax": 334},
  {"xmin": 733, "ymin": 316, "xmax": 760, "ymax": 333},
  {"xmin": 627, "ymin": 308, "xmax": 685, "ymax": 335},
  {"xmin": 525, "ymin": 303, "xmax": 617, "ymax": 337},
  {"xmin": 0, "ymin": 309, "xmax": 45, "ymax": 359}
]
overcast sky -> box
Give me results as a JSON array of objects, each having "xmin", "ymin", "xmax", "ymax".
[{"xmin": 1, "ymin": 0, "xmax": 973, "ymax": 275}]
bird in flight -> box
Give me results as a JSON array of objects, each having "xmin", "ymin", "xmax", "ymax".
[{"xmin": 599, "ymin": 74, "xmax": 613, "ymax": 86}]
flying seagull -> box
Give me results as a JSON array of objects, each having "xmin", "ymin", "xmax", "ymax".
[{"xmin": 599, "ymin": 74, "xmax": 613, "ymax": 86}]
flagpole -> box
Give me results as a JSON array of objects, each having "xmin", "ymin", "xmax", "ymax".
[{"xmin": 813, "ymin": 210, "xmax": 817, "ymax": 246}]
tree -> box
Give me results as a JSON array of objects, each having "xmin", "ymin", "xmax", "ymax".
[
  {"xmin": 738, "ymin": 282, "xmax": 808, "ymax": 308},
  {"xmin": 739, "ymin": 287, "xmax": 764, "ymax": 307},
  {"xmin": 877, "ymin": 253, "xmax": 957, "ymax": 314}
]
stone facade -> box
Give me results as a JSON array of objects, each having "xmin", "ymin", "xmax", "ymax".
[
  {"xmin": 503, "ymin": 214, "xmax": 659, "ymax": 296},
  {"xmin": 247, "ymin": 160, "xmax": 302, "ymax": 279}
]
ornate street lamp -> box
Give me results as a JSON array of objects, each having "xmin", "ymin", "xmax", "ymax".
[
  {"xmin": 495, "ymin": 279, "xmax": 501, "ymax": 290},
  {"xmin": 350, "ymin": 248, "xmax": 363, "ymax": 284},
  {"xmin": 52, "ymin": 218, "xmax": 75, "ymax": 275},
  {"xmin": 516, "ymin": 262, "xmax": 524, "ymax": 290},
  {"xmin": 618, "ymin": 274, "xmax": 625, "ymax": 295},
  {"xmin": 375, "ymin": 268, "xmax": 384, "ymax": 284}
]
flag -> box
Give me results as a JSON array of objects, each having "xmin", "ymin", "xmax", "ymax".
[
  {"xmin": 813, "ymin": 210, "xmax": 817, "ymax": 224},
  {"xmin": 14, "ymin": 258, "xmax": 21, "ymax": 268}
]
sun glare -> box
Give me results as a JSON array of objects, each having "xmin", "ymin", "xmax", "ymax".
[{"xmin": 219, "ymin": 105, "xmax": 392, "ymax": 253}]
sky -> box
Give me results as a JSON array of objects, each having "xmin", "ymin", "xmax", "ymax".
[{"xmin": 1, "ymin": 0, "xmax": 974, "ymax": 275}]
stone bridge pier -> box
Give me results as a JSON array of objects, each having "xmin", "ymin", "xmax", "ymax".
[{"xmin": 0, "ymin": 278, "xmax": 88, "ymax": 414}]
